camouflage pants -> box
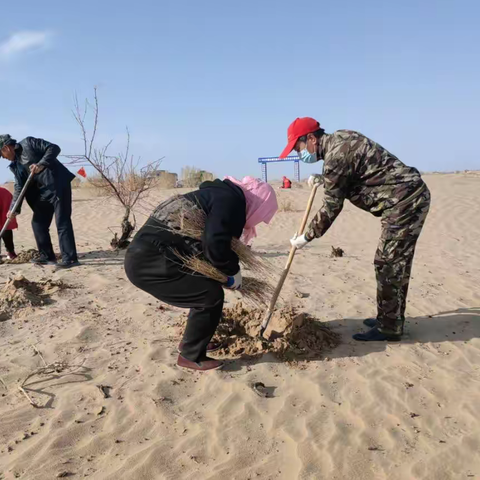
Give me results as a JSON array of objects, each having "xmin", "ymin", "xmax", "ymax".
[{"xmin": 375, "ymin": 184, "xmax": 431, "ymax": 335}]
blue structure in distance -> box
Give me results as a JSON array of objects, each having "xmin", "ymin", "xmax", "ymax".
[{"xmin": 258, "ymin": 155, "xmax": 300, "ymax": 183}]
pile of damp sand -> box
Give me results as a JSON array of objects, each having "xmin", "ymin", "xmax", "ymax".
[
  {"xmin": 0, "ymin": 275, "xmax": 68, "ymax": 321},
  {"xmin": 0, "ymin": 249, "xmax": 39, "ymax": 265},
  {"xmin": 213, "ymin": 303, "xmax": 340, "ymax": 361},
  {"xmin": 1, "ymin": 249, "xmax": 63, "ymax": 265}
]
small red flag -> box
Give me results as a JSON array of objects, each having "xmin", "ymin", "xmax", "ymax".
[{"xmin": 77, "ymin": 167, "xmax": 87, "ymax": 178}]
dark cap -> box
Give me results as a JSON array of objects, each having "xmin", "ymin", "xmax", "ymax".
[{"xmin": 0, "ymin": 134, "xmax": 16, "ymax": 150}]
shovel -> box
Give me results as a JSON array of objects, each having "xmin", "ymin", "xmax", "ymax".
[
  {"xmin": 259, "ymin": 183, "xmax": 320, "ymax": 339},
  {"xmin": 0, "ymin": 171, "xmax": 35, "ymax": 241}
]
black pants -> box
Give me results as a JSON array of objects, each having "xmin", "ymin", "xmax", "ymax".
[
  {"xmin": 124, "ymin": 238, "xmax": 224, "ymax": 362},
  {"xmin": 31, "ymin": 185, "xmax": 77, "ymax": 262},
  {"xmin": 1, "ymin": 230, "xmax": 15, "ymax": 253}
]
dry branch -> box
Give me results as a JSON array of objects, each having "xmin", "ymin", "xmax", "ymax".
[
  {"xmin": 31, "ymin": 344, "xmax": 48, "ymax": 367},
  {"xmin": 18, "ymin": 346, "xmax": 86, "ymax": 408},
  {"xmin": 64, "ymin": 87, "xmax": 164, "ymax": 249},
  {"xmin": 18, "ymin": 385, "xmax": 37, "ymax": 407}
]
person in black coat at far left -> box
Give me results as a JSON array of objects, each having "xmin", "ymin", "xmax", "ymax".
[
  {"xmin": 125, "ymin": 176, "xmax": 278, "ymax": 371},
  {"xmin": 0, "ymin": 134, "xmax": 79, "ymax": 269}
]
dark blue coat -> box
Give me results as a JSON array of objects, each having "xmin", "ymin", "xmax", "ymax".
[{"xmin": 9, "ymin": 137, "xmax": 75, "ymax": 213}]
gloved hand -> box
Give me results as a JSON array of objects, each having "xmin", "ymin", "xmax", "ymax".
[
  {"xmin": 307, "ymin": 174, "xmax": 323, "ymax": 188},
  {"xmin": 290, "ymin": 233, "xmax": 310, "ymax": 250},
  {"xmin": 226, "ymin": 270, "xmax": 242, "ymax": 290}
]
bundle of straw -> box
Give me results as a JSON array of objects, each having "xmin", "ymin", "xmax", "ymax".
[
  {"xmin": 157, "ymin": 197, "xmax": 272, "ymax": 277},
  {"xmin": 173, "ymin": 251, "xmax": 274, "ymax": 308}
]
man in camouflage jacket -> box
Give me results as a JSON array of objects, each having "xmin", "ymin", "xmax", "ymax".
[{"xmin": 280, "ymin": 117, "xmax": 430, "ymax": 341}]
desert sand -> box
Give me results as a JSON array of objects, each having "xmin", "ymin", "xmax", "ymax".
[{"xmin": 1, "ymin": 173, "xmax": 479, "ymax": 480}]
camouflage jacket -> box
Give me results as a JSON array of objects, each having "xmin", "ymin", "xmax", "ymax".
[{"xmin": 306, "ymin": 130, "xmax": 424, "ymax": 240}]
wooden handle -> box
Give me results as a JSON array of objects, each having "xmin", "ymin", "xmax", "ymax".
[
  {"xmin": 297, "ymin": 183, "xmax": 320, "ymax": 237},
  {"xmin": 282, "ymin": 183, "xmax": 319, "ymax": 270},
  {"xmin": 260, "ymin": 184, "xmax": 320, "ymax": 333},
  {"xmin": 0, "ymin": 171, "xmax": 35, "ymax": 239}
]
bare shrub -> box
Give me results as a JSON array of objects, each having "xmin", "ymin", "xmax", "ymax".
[
  {"xmin": 64, "ymin": 88, "xmax": 163, "ymax": 249},
  {"xmin": 279, "ymin": 198, "xmax": 294, "ymax": 212},
  {"xmin": 85, "ymin": 172, "xmax": 110, "ymax": 194},
  {"xmin": 181, "ymin": 166, "xmax": 214, "ymax": 188}
]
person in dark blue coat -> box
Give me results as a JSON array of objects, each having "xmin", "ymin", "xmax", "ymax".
[{"xmin": 0, "ymin": 134, "xmax": 79, "ymax": 269}]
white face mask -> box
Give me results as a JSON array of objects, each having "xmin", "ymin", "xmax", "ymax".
[{"xmin": 298, "ymin": 148, "xmax": 318, "ymax": 164}]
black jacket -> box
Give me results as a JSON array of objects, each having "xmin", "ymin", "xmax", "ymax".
[
  {"xmin": 136, "ymin": 179, "xmax": 246, "ymax": 276},
  {"xmin": 9, "ymin": 137, "xmax": 75, "ymax": 213}
]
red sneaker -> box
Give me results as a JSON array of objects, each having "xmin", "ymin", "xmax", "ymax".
[
  {"xmin": 7, "ymin": 252, "xmax": 17, "ymax": 261},
  {"xmin": 177, "ymin": 355, "xmax": 224, "ymax": 371}
]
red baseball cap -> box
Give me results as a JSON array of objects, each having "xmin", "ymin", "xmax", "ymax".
[{"xmin": 279, "ymin": 117, "xmax": 321, "ymax": 158}]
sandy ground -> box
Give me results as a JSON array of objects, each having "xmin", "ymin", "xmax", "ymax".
[{"xmin": 0, "ymin": 173, "xmax": 479, "ymax": 480}]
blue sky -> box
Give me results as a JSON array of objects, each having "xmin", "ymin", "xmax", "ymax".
[{"xmin": 1, "ymin": 0, "xmax": 479, "ymax": 183}]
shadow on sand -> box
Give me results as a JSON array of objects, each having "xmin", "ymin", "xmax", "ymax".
[
  {"xmin": 77, "ymin": 249, "xmax": 126, "ymax": 266},
  {"xmin": 21, "ymin": 365, "xmax": 93, "ymax": 409}
]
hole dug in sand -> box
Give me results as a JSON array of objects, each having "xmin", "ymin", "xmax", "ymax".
[
  {"xmin": 215, "ymin": 303, "xmax": 340, "ymax": 361},
  {"xmin": 0, "ymin": 275, "xmax": 69, "ymax": 321}
]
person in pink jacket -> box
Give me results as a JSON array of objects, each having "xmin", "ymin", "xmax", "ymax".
[{"xmin": 0, "ymin": 186, "xmax": 18, "ymax": 260}]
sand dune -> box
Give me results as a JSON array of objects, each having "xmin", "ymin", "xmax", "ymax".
[{"xmin": 1, "ymin": 173, "xmax": 479, "ymax": 480}]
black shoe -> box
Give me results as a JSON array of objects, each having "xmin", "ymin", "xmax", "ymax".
[
  {"xmin": 353, "ymin": 327, "xmax": 401, "ymax": 342},
  {"xmin": 31, "ymin": 257, "xmax": 57, "ymax": 266},
  {"xmin": 363, "ymin": 318, "xmax": 377, "ymax": 328},
  {"xmin": 55, "ymin": 260, "xmax": 81, "ymax": 270}
]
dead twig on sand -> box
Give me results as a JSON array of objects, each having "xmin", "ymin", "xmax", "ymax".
[
  {"xmin": 18, "ymin": 346, "xmax": 86, "ymax": 408},
  {"xmin": 18, "ymin": 385, "xmax": 38, "ymax": 407},
  {"xmin": 31, "ymin": 344, "xmax": 48, "ymax": 367},
  {"xmin": 331, "ymin": 246, "xmax": 345, "ymax": 258},
  {"xmin": 96, "ymin": 384, "xmax": 112, "ymax": 399},
  {"xmin": 0, "ymin": 377, "xmax": 7, "ymax": 391}
]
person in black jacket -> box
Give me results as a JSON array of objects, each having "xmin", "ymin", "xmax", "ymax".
[
  {"xmin": 125, "ymin": 176, "xmax": 278, "ymax": 371},
  {"xmin": 0, "ymin": 134, "xmax": 79, "ymax": 269}
]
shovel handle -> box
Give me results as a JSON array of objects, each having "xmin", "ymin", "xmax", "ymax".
[
  {"xmin": 282, "ymin": 182, "xmax": 320, "ymax": 269},
  {"xmin": 296, "ymin": 183, "xmax": 320, "ymax": 241},
  {"xmin": 0, "ymin": 171, "xmax": 35, "ymax": 239},
  {"xmin": 260, "ymin": 184, "xmax": 320, "ymax": 335}
]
